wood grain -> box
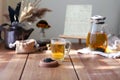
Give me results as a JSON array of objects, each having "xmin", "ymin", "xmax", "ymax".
[
  {"xmin": 70, "ymin": 43, "xmax": 120, "ymax": 80},
  {"xmin": 71, "ymin": 53, "xmax": 120, "ymax": 80},
  {"xmin": 0, "ymin": 43, "xmax": 28, "ymax": 80},
  {"xmin": 59, "ymin": 35, "xmax": 86, "ymax": 44},
  {"xmin": 1, "ymin": 43, "xmax": 120, "ymax": 80},
  {"xmin": 21, "ymin": 52, "xmax": 78, "ymax": 80}
]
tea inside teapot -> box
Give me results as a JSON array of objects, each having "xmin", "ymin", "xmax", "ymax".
[{"xmin": 86, "ymin": 15, "xmax": 108, "ymax": 52}]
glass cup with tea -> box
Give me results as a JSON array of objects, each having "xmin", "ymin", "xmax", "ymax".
[{"xmin": 50, "ymin": 38, "xmax": 71, "ymax": 61}]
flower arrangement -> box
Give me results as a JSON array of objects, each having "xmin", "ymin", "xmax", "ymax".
[
  {"xmin": 19, "ymin": 0, "xmax": 51, "ymax": 23},
  {"xmin": 0, "ymin": 0, "xmax": 51, "ymax": 41},
  {"xmin": 3, "ymin": 0, "xmax": 51, "ymax": 24}
]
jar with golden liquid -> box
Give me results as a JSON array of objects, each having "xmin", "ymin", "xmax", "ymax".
[{"xmin": 86, "ymin": 15, "xmax": 108, "ymax": 52}]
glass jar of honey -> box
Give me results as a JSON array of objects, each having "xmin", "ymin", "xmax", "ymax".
[{"xmin": 86, "ymin": 15, "xmax": 108, "ymax": 52}]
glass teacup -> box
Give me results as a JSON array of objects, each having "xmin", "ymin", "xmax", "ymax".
[{"xmin": 50, "ymin": 38, "xmax": 71, "ymax": 61}]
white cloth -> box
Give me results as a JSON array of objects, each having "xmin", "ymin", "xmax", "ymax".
[
  {"xmin": 77, "ymin": 47, "xmax": 120, "ymax": 58},
  {"xmin": 77, "ymin": 34, "xmax": 120, "ymax": 58}
]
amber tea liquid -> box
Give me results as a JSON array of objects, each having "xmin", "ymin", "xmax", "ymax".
[
  {"xmin": 86, "ymin": 32, "xmax": 108, "ymax": 51},
  {"xmin": 51, "ymin": 42, "xmax": 65, "ymax": 60}
]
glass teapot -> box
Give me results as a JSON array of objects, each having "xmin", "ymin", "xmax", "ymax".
[{"xmin": 86, "ymin": 15, "xmax": 108, "ymax": 52}]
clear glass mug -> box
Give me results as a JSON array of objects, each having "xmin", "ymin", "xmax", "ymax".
[{"xmin": 50, "ymin": 38, "xmax": 71, "ymax": 61}]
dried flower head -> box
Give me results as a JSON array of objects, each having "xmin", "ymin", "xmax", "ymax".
[
  {"xmin": 36, "ymin": 20, "xmax": 51, "ymax": 37},
  {"xmin": 36, "ymin": 20, "xmax": 51, "ymax": 29}
]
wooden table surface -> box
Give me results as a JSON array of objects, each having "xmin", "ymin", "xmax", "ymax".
[{"xmin": 0, "ymin": 43, "xmax": 120, "ymax": 80}]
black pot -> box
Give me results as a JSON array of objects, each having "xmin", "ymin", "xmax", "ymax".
[{"xmin": 4, "ymin": 27, "xmax": 34, "ymax": 49}]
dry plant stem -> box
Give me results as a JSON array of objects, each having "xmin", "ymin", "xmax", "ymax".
[
  {"xmin": 3, "ymin": 0, "xmax": 51, "ymax": 23},
  {"xmin": 33, "ymin": 0, "xmax": 42, "ymax": 7},
  {"xmin": 43, "ymin": 32, "xmax": 45, "ymax": 38},
  {"xmin": 19, "ymin": 0, "xmax": 46, "ymax": 23},
  {"xmin": 19, "ymin": 1, "xmax": 34, "ymax": 22}
]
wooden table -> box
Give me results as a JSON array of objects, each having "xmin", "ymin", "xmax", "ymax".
[{"xmin": 0, "ymin": 43, "xmax": 120, "ymax": 80}]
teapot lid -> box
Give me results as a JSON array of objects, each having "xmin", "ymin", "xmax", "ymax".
[{"xmin": 90, "ymin": 15, "xmax": 106, "ymax": 24}]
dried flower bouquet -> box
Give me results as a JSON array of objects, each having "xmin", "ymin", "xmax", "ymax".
[
  {"xmin": 0, "ymin": 0, "xmax": 51, "ymax": 42},
  {"xmin": 19, "ymin": 0, "xmax": 51, "ymax": 23}
]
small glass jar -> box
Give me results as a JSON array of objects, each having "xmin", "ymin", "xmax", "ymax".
[{"xmin": 86, "ymin": 15, "xmax": 108, "ymax": 52}]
